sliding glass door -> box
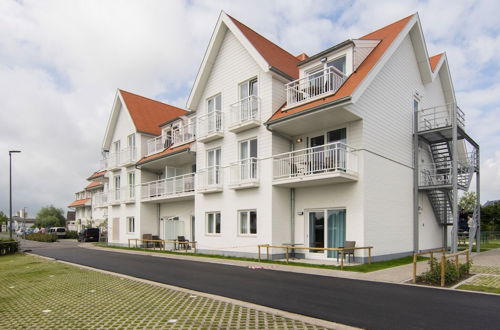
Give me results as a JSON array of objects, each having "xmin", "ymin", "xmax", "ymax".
[{"xmin": 307, "ymin": 209, "xmax": 346, "ymax": 258}]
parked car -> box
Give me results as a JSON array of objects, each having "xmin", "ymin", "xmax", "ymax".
[
  {"xmin": 78, "ymin": 228, "xmax": 100, "ymax": 242},
  {"xmin": 48, "ymin": 227, "xmax": 66, "ymax": 238}
]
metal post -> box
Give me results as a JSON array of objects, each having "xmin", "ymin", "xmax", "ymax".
[
  {"xmin": 8, "ymin": 151, "xmax": 21, "ymax": 240},
  {"xmin": 413, "ymin": 110, "xmax": 419, "ymax": 252},
  {"xmin": 476, "ymin": 147, "xmax": 481, "ymax": 253},
  {"xmin": 440, "ymin": 255, "xmax": 446, "ymax": 287},
  {"xmin": 451, "ymin": 104, "xmax": 459, "ymax": 253}
]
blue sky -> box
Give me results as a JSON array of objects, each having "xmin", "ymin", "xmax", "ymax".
[{"xmin": 0, "ymin": 0, "xmax": 499, "ymax": 217}]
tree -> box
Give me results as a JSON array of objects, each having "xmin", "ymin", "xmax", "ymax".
[
  {"xmin": 459, "ymin": 191, "xmax": 477, "ymax": 214},
  {"xmin": 481, "ymin": 202, "xmax": 500, "ymax": 231},
  {"xmin": 35, "ymin": 206, "xmax": 66, "ymax": 228},
  {"xmin": 0, "ymin": 211, "xmax": 8, "ymax": 232}
]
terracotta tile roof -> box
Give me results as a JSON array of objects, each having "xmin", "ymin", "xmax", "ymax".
[
  {"xmin": 68, "ymin": 198, "xmax": 91, "ymax": 208},
  {"xmin": 119, "ymin": 90, "xmax": 188, "ymax": 135},
  {"xmin": 429, "ymin": 53, "xmax": 444, "ymax": 72},
  {"xmin": 85, "ymin": 181, "xmax": 103, "ymax": 190},
  {"xmin": 136, "ymin": 143, "xmax": 193, "ymax": 166},
  {"xmin": 267, "ymin": 14, "xmax": 415, "ymax": 123},
  {"xmin": 87, "ymin": 170, "xmax": 106, "ymax": 180},
  {"xmin": 227, "ymin": 15, "xmax": 299, "ymax": 80}
]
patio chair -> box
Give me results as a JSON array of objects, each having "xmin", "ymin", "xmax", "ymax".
[
  {"xmin": 142, "ymin": 234, "xmax": 152, "ymax": 248},
  {"xmin": 337, "ymin": 241, "xmax": 356, "ymax": 263},
  {"xmin": 177, "ymin": 236, "xmax": 190, "ymax": 250}
]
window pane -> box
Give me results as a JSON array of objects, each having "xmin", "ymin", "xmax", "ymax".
[
  {"xmin": 215, "ymin": 95, "xmax": 221, "ymax": 111},
  {"xmin": 215, "ymin": 213, "xmax": 221, "ymax": 234},
  {"xmin": 207, "ymin": 214, "xmax": 214, "ymax": 233},
  {"xmin": 250, "ymin": 79, "xmax": 258, "ymax": 96},
  {"xmin": 208, "ymin": 98, "xmax": 214, "ymax": 113},
  {"xmin": 240, "ymin": 212, "xmax": 248, "ymax": 234},
  {"xmin": 328, "ymin": 56, "xmax": 346, "ymax": 73},
  {"xmin": 240, "ymin": 81, "xmax": 249, "ymax": 99},
  {"xmin": 250, "ymin": 139, "xmax": 257, "ymax": 158},
  {"xmin": 240, "ymin": 140, "xmax": 248, "ymax": 160},
  {"xmin": 250, "ymin": 211, "xmax": 257, "ymax": 234}
]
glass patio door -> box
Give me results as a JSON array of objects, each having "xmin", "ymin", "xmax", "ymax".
[
  {"xmin": 239, "ymin": 78, "xmax": 258, "ymax": 121},
  {"xmin": 207, "ymin": 148, "xmax": 221, "ymax": 185},
  {"xmin": 307, "ymin": 209, "xmax": 346, "ymax": 259},
  {"xmin": 239, "ymin": 138, "xmax": 257, "ymax": 180}
]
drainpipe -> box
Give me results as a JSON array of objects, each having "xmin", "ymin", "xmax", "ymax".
[
  {"xmin": 157, "ymin": 203, "xmax": 161, "ymax": 236},
  {"xmin": 291, "ymin": 188, "xmax": 295, "ymax": 245}
]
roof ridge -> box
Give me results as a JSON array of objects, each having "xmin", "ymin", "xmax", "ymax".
[
  {"xmin": 119, "ymin": 89, "xmax": 187, "ymax": 112},
  {"xmin": 360, "ymin": 13, "xmax": 416, "ymax": 39}
]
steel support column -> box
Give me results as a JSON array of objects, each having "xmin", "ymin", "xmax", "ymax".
[{"xmin": 451, "ymin": 104, "xmax": 459, "ymax": 253}]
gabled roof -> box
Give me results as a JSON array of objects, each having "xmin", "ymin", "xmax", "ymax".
[
  {"xmin": 87, "ymin": 170, "xmax": 106, "ymax": 181},
  {"xmin": 85, "ymin": 181, "xmax": 103, "ymax": 190},
  {"xmin": 227, "ymin": 15, "xmax": 299, "ymax": 79},
  {"xmin": 68, "ymin": 198, "xmax": 91, "ymax": 208},
  {"xmin": 267, "ymin": 14, "xmax": 415, "ymax": 123},
  {"xmin": 429, "ymin": 53, "xmax": 444, "ymax": 72},
  {"xmin": 136, "ymin": 143, "xmax": 193, "ymax": 166},
  {"xmin": 119, "ymin": 90, "xmax": 188, "ymax": 135},
  {"xmin": 186, "ymin": 11, "xmax": 299, "ymax": 110}
]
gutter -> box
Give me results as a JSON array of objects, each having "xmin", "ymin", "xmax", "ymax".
[
  {"xmin": 269, "ymin": 66, "xmax": 295, "ymax": 82},
  {"xmin": 266, "ymin": 96, "xmax": 352, "ymax": 128}
]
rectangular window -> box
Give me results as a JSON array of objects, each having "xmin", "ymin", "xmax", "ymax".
[
  {"xmin": 113, "ymin": 140, "xmax": 121, "ymax": 153},
  {"xmin": 327, "ymin": 56, "xmax": 346, "ymax": 74},
  {"xmin": 114, "ymin": 175, "xmax": 121, "ymax": 200},
  {"xmin": 207, "ymin": 94, "xmax": 222, "ymax": 132},
  {"xmin": 207, "ymin": 94, "xmax": 222, "ymax": 113},
  {"xmin": 127, "ymin": 217, "xmax": 135, "ymax": 233},
  {"xmin": 127, "ymin": 172, "xmax": 135, "ymax": 198},
  {"xmin": 239, "ymin": 138, "xmax": 258, "ymax": 180},
  {"xmin": 206, "ymin": 212, "xmax": 221, "ymax": 234},
  {"xmin": 239, "ymin": 210, "xmax": 257, "ymax": 235},
  {"xmin": 207, "ymin": 148, "xmax": 221, "ymax": 185}
]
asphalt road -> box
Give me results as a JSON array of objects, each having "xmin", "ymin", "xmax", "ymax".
[{"xmin": 25, "ymin": 240, "xmax": 500, "ymax": 330}]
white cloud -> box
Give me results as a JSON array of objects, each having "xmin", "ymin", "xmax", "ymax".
[{"xmin": 0, "ymin": 0, "xmax": 499, "ymax": 216}]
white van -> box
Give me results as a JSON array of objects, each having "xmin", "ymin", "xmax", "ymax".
[{"xmin": 48, "ymin": 227, "xmax": 66, "ymax": 238}]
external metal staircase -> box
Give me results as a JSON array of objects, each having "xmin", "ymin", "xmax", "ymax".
[{"xmin": 416, "ymin": 103, "xmax": 480, "ymax": 252}]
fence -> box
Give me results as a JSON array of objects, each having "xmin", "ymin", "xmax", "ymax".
[
  {"xmin": 412, "ymin": 248, "xmax": 470, "ymax": 286},
  {"xmin": 257, "ymin": 244, "xmax": 373, "ymax": 270}
]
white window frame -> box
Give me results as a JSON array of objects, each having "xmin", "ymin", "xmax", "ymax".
[
  {"xmin": 238, "ymin": 209, "xmax": 257, "ymax": 236},
  {"xmin": 126, "ymin": 216, "xmax": 135, "ymax": 234},
  {"xmin": 127, "ymin": 171, "xmax": 135, "ymax": 199},
  {"xmin": 206, "ymin": 212, "xmax": 221, "ymax": 235},
  {"xmin": 207, "ymin": 93, "xmax": 222, "ymax": 113}
]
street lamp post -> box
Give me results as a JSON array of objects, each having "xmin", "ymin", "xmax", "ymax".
[{"xmin": 9, "ymin": 150, "xmax": 21, "ymax": 240}]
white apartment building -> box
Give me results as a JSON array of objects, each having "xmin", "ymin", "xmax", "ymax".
[
  {"xmin": 68, "ymin": 170, "xmax": 108, "ymax": 232},
  {"xmin": 76, "ymin": 12, "xmax": 480, "ymax": 262}
]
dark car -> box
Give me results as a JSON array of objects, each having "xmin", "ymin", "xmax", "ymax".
[{"xmin": 78, "ymin": 228, "xmax": 100, "ymax": 242}]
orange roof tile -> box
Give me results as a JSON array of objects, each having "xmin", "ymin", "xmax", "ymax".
[
  {"xmin": 136, "ymin": 143, "xmax": 193, "ymax": 165},
  {"xmin": 68, "ymin": 198, "xmax": 91, "ymax": 208},
  {"xmin": 85, "ymin": 181, "xmax": 103, "ymax": 190},
  {"xmin": 120, "ymin": 90, "xmax": 188, "ymax": 135},
  {"xmin": 429, "ymin": 53, "xmax": 444, "ymax": 72},
  {"xmin": 267, "ymin": 14, "xmax": 415, "ymax": 123},
  {"xmin": 87, "ymin": 170, "xmax": 106, "ymax": 180},
  {"xmin": 228, "ymin": 15, "xmax": 299, "ymax": 80}
]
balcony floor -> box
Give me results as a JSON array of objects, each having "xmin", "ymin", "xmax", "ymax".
[
  {"xmin": 198, "ymin": 132, "xmax": 224, "ymax": 143},
  {"xmin": 273, "ymin": 170, "xmax": 358, "ymax": 188},
  {"xmin": 141, "ymin": 191, "xmax": 195, "ymax": 203},
  {"xmin": 228, "ymin": 120, "xmax": 260, "ymax": 133}
]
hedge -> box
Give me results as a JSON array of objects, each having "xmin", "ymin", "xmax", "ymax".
[
  {"xmin": 0, "ymin": 239, "xmax": 19, "ymax": 255},
  {"xmin": 24, "ymin": 233, "xmax": 58, "ymax": 242}
]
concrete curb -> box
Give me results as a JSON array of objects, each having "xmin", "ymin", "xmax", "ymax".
[{"xmin": 26, "ymin": 252, "xmax": 358, "ymax": 330}]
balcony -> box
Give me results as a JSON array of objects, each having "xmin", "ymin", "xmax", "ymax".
[
  {"xmin": 197, "ymin": 111, "xmax": 223, "ymax": 143},
  {"xmin": 147, "ymin": 136, "xmax": 164, "ymax": 156},
  {"xmin": 108, "ymin": 189, "xmax": 121, "ymax": 205},
  {"xmin": 141, "ymin": 173, "xmax": 195, "ymax": 203},
  {"xmin": 197, "ymin": 166, "xmax": 223, "ymax": 193},
  {"xmin": 92, "ymin": 191, "xmax": 108, "ymax": 207},
  {"xmin": 418, "ymin": 103, "xmax": 465, "ymax": 133},
  {"xmin": 106, "ymin": 147, "xmax": 137, "ymax": 169},
  {"xmin": 171, "ymin": 122, "xmax": 196, "ymax": 146},
  {"xmin": 228, "ymin": 96, "xmax": 260, "ymax": 133},
  {"xmin": 286, "ymin": 67, "xmax": 347, "ymax": 109},
  {"xmin": 229, "ymin": 158, "xmax": 259, "ymax": 189},
  {"xmin": 272, "ymin": 142, "xmax": 358, "ymax": 187},
  {"xmin": 123, "ymin": 185, "xmax": 136, "ymax": 204}
]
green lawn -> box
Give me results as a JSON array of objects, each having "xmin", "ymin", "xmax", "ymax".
[
  {"xmin": 95, "ymin": 243, "xmax": 426, "ymax": 273},
  {"xmin": 0, "ymin": 254, "xmax": 329, "ymax": 329},
  {"xmin": 458, "ymin": 240, "xmax": 500, "ymax": 252},
  {"xmin": 458, "ymin": 284, "xmax": 500, "ymax": 294}
]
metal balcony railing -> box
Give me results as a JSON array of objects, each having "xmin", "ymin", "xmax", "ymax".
[
  {"xmin": 92, "ymin": 191, "xmax": 108, "ymax": 207},
  {"xmin": 197, "ymin": 166, "xmax": 223, "ymax": 191},
  {"xmin": 229, "ymin": 158, "xmax": 259, "ymax": 186},
  {"xmin": 229, "ymin": 95, "xmax": 260, "ymax": 128},
  {"xmin": 108, "ymin": 188, "xmax": 121, "ymax": 204},
  {"xmin": 147, "ymin": 136, "xmax": 164, "ymax": 156},
  {"xmin": 141, "ymin": 173, "xmax": 195, "ymax": 200},
  {"xmin": 197, "ymin": 111, "xmax": 223, "ymax": 139},
  {"xmin": 171, "ymin": 122, "xmax": 196, "ymax": 146},
  {"xmin": 418, "ymin": 103, "xmax": 465, "ymax": 132},
  {"xmin": 286, "ymin": 67, "xmax": 347, "ymax": 108},
  {"xmin": 106, "ymin": 147, "xmax": 137, "ymax": 168},
  {"xmin": 273, "ymin": 142, "xmax": 358, "ymax": 180}
]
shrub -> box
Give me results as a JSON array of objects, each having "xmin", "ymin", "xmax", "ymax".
[
  {"xmin": 0, "ymin": 239, "xmax": 19, "ymax": 255},
  {"xmin": 417, "ymin": 257, "xmax": 471, "ymax": 286},
  {"xmin": 25, "ymin": 233, "xmax": 58, "ymax": 243},
  {"xmin": 65, "ymin": 230, "xmax": 79, "ymax": 239}
]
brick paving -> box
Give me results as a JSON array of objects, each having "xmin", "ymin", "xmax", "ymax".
[{"xmin": 1, "ymin": 254, "xmax": 332, "ymax": 329}]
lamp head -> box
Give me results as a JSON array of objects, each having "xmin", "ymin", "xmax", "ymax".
[{"xmin": 9, "ymin": 150, "xmax": 21, "ymax": 154}]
